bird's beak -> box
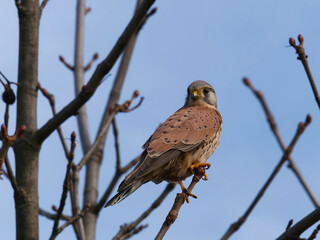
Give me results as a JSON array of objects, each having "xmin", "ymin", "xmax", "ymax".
[{"xmin": 191, "ymin": 90, "xmax": 200, "ymax": 100}]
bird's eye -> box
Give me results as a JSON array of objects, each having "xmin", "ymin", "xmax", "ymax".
[{"xmin": 203, "ymin": 88, "xmax": 209, "ymax": 94}]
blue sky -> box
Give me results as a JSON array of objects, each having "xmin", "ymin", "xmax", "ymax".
[{"xmin": 1, "ymin": 0, "xmax": 320, "ymax": 239}]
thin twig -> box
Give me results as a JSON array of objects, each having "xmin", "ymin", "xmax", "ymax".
[
  {"xmin": 289, "ymin": 35, "xmax": 320, "ymax": 109},
  {"xmin": 71, "ymin": 164, "xmax": 86, "ymax": 240},
  {"xmin": 155, "ymin": 167, "xmax": 207, "ymax": 240},
  {"xmin": 4, "ymin": 156, "xmax": 20, "ymax": 193},
  {"xmin": 49, "ymin": 132, "xmax": 76, "ymax": 240},
  {"xmin": 113, "ymin": 183, "xmax": 175, "ymax": 240},
  {"xmin": 84, "ymin": 53, "xmax": 99, "ymax": 71},
  {"xmin": 36, "ymin": 0, "xmax": 156, "ymax": 144},
  {"xmin": 39, "ymin": 0, "xmax": 49, "ymax": 12},
  {"xmin": 78, "ymin": 92, "xmax": 143, "ymax": 170},
  {"xmin": 39, "ymin": 208, "xmax": 71, "ymax": 221},
  {"xmin": 276, "ymin": 208, "xmax": 320, "ymax": 240},
  {"xmin": 221, "ymin": 115, "xmax": 312, "ymax": 240},
  {"xmin": 243, "ymin": 77, "xmax": 319, "ymax": 208},
  {"xmin": 59, "ymin": 56, "xmax": 74, "ymax": 71},
  {"xmin": 0, "ymin": 125, "xmax": 26, "ymax": 172},
  {"xmin": 56, "ymin": 202, "xmax": 91, "ymax": 237},
  {"xmin": 308, "ymin": 224, "xmax": 320, "ymax": 240},
  {"xmin": 94, "ymin": 156, "xmax": 140, "ymax": 213},
  {"xmin": 37, "ymin": 82, "xmax": 69, "ymax": 158}
]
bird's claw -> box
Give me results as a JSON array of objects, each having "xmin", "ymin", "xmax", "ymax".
[{"xmin": 182, "ymin": 188, "xmax": 198, "ymax": 203}]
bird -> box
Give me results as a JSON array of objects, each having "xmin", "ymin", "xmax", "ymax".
[{"xmin": 105, "ymin": 80, "xmax": 222, "ymax": 207}]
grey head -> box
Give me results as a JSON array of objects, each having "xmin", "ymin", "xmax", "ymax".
[{"xmin": 184, "ymin": 80, "xmax": 218, "ymax": 108}]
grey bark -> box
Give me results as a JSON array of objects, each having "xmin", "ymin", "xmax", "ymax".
[
  {"xmin": 14, "ymin": 1, "xmax": 41, "ymax": 240},
  {"xmin": 83, "ymin": 1, "xmax": 142, "ymax": 239}
]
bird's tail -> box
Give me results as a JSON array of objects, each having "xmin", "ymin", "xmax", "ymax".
[{"xmin": 104, "ymin": 181, "xmax": 143, "ymax": 207}]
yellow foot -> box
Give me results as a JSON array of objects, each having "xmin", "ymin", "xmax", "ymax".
[
  {"xmin": 179, "ymin": 181, "xmax": 197, "ymax": 203},
  {"xmin": 190, "ymin": 163, "xmax": 211, "ymax": 180},
  {"xmin": 202, "ymin": 173, "xmax": 209, "ymax": 181}
]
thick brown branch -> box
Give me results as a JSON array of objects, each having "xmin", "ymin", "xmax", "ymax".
[
  {"xmin": 221, "ymin": 115, "xmax": 312, "ymax": 240},
  {"xmin": 276, "ymin": 208, "xmax": 320, "ymax": 240},
  {"xmin": 113, "ymin": 183, "xmax": 175, "ymax": 240},
  {"xmin": 155, "ymin": 167, "xmax": 207, "ymax": 240},
  {"xmin": 289, "ymin": 35, "xmax": 320, "ymax": 109},
  {"xmin": 243, "ymin": 77, "xmax": 319, "ymax": 208},
  {"xmin": 35, "ymin": 0, "xmax": 156, "ymax": 144}
]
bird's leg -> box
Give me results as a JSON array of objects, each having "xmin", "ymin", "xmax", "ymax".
[
  {"xmin": 178, "ymin": 181, "xmax": 197, "ymax": 203},
  {"xmin": 190, "ymin": 163, "xmax": 210, "ymax": 180}
]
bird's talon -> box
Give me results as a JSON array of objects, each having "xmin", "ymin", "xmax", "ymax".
[{"xmin": 202, "ymin": 173, "xmax": 209, "ymax": 181}]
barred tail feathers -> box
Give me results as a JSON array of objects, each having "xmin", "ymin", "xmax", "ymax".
[{"xmin": 104, "ymin": 181, "xmax": 143, "ymax": 207}]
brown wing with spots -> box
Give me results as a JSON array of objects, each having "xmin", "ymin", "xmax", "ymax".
[{"xmin": 119, "ymin": 106, "xmax": 222, "ymax": 190}]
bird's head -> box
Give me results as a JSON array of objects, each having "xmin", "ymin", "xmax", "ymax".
[{"xmin": 184, "ymin": 80, "xmax": 218, "ymax": 108}]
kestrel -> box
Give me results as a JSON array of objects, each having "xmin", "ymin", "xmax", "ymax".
[{"xmin": 105, "ymin": 80, "xmax": 222, "ymax": 207}]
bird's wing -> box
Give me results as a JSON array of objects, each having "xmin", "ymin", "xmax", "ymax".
[{"xmin": 119, "ymin": 106, "xmax": 222, "ymax": 190}]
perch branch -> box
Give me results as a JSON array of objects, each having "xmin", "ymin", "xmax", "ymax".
[
  {"xmin": 221, "ymin": 114, "xmax": 312, "ymax": 240},
  {"xmin": 243, "ymin": 77, "xmax": 319, "ymax": 208},
  {"xmin": 113, "ymin": 183, "xmax": 175, "ymax": 240},
  {"xmin": 154, "ymin": 167, "xmax": 207, "ymax": 240},
  {"xmin": 289, "ymin": 35, "xmax": 320, "ymax": 109},
  {"xmin": 308, "ymin": 224, "xmax": 320, "ymax": 240}
]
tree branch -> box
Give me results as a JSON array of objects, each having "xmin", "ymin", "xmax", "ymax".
[
  {"xmin": 113, "ymin": 183, "xmax": 175, "ymax": 240},
  {"xmin": 221, "ymin": 115, "xmax": 312, "ymax": 240},
  {"xmin": 40, "ymin": 0, "xmax": 50, "ymax": 12},
  {"xmin": 276, "ymin": 208, "xmax": 320, "ymax": 240},
  {"xmin": 49, "ymin": 132, "xmax": 76, "ymax": 240},
  {"xmin": 35, "ymin": 0, "xmax": 155, "ymax": 144},
  {"xmin": 289, "ymin": 35, "xmax": 320, "ymax": 109},
  {"xmin": 154, "ymin": 167, "xmax": 208, "ymax": 240},
  {"xmin": 39, "ymin": 208, "xmax": 71, "ymax": 221},
  {"xmin": 37, "ymin": 82, "xmax": 69, "ymax": 158},
  {"xmin": 55, "ymin": 202, "xmax": 91, "ymax": 237},
  {"xmin": 243, "ymin": 77, "xmax": 319, "ymax": 208}
]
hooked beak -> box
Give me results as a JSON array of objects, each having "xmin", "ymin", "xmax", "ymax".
[{"xmin": 191, "ymin": 90, "xmax": 200, "ymax": 100}]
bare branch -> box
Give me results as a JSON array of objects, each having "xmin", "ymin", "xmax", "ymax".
[
  {"xmin": 243, "ymin": 77, "xmax": 319, "ymax": 208},
  {"xmin": 84, "ymin": 53, "xmax": 99, "ymax": 71},
  {"xmin": 276, "ymin": 208, "xmax": 320, "ymax": 240},
  {"xmin": 39, "ymin": 0, "xmax": 50, "ymax": 12},
  {"xmin": 155, "ymin": 167, "xmax": 207, "ymax": 240},
  {"xmin": 39, "ymin": 208, "xmax": 71, "ymax": 221},
  {"xmin": 37, "ymin": 82, "xmax": 69, "ymax": 158},
  {"xmin": 116, "ymin": 224, "xmax": 148, "ymax": 240},
  {"xmin": 308, "ymin": 224, "xmax": 320, "ymax": 240},
  {"xmin": 35, "ymin": 0, "xmax": 156, "ymax": 144},
  {"xmin": 49, "ymin": 132, "xmax": 76, "ymax": 240},
  {"xmin": 71, "ymin": 165, "xmax": 86, "ymax": 239},
  {"xmin": 56, "ymin": 202, "xmax": 91, "ymax": 237},
  {"xmin": 221, "ymin": 114, "xmax": 312, "ymax": 240},
  {"xmin": 0, "ymin": 125, "xmax": 26, "ymax": 172},
  {"xmin": 114, "ymin": 183, "xmax": 175, "ymax": 240},
  {"xmin": 59, "ymin": 55, "xmax": 74, "ymax": 71},
  {"xmin": 289, "ymin": 35, "xmax": 320, "ymax": 109},
  {"xmin": 4, "ymin": 156, "xmax": 20, "ymax": 193}
]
